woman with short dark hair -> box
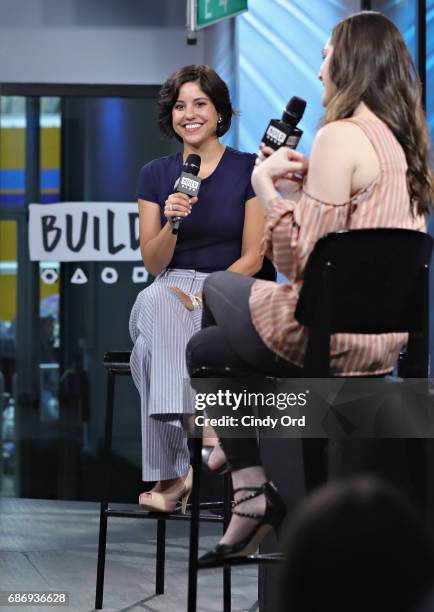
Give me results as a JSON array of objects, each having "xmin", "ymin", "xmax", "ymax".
[
  {"xmin": 157, "ymin": 64, "xmax": 234, "ymax": 142},
  {"xmin": 129, "ymin": 64, "xmax": 265, "ymax": 512}
]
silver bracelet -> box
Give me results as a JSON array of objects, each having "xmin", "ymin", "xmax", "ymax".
[{"xmin": 189, "ymin": 294, "xmax": 203, "ymax": 310}]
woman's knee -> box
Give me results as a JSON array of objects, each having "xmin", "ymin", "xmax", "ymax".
[
  {"xmin": 203, "ymin": 271, "xmax": 241, "ymax": 318},
  {"xmin": 186, "ymin": 326, "xmax": 243, "ymax": 374},
  {"xmin": 186, "ymin": 327, "xmax": 220, "ymax": 374},
  {"xmin": 204, "ymin": 271, "xmax": 254, "ymax": 305},
  {"xmin": 203, "ymin": 271, "xmax": 227, "ymax": 297}
]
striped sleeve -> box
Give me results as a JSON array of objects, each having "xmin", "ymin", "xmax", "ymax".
[
  {"xmin": 260, "ymin": 196, "xmax": 298, "ymax": 281},
  {"xmin": 261, "ymin": 191, "xmax": 352, "ymax": 281}
]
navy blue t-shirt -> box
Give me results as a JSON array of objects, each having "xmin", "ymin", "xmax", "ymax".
[{"xmin": 136, "ymin": 147, "xmax": 256, "ymax": 272}]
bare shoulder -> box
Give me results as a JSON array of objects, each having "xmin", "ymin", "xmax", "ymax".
[
  {"xmin": 317, "ymin": 119, "xmax": 363, "ymax": 137},
  {"xmin": 309, "ymin": 121, "xmax": 360, "ymax": 174},
  {"xmin": 309, "ymin": 120, "xmax": 379, "ymax": 198},
  {"xmin": 307, "ymin": 121, "xmax": 367, "ymax": 202},
  {"xmin": 313, "ymin": 120, "xmax": 367, "ymax": 155}
]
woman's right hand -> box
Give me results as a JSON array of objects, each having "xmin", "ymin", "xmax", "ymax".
[
  {"xmin": 255, "ymin": 142, "xmax": 275, "ymax": 165},
  {"xmin": 164, "ymin": 193, "xmax": 198, "ymax": 224}
]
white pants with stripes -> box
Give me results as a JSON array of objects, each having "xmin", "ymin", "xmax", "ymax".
[{"xmin": 129, "ymin": 268, "xmax": 208, "ymax": 481}]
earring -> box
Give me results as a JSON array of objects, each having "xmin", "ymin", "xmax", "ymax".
[{"xmin": 218, "ymin": 115, "xmax": 223, "ymax": 123}]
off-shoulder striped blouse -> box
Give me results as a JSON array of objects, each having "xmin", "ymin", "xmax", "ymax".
[{"xmin": 249, "ymin": 116, "xmax": 426, "ymax": 376}]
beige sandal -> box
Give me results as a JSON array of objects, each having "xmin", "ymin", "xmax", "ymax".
[{"xmin": 138, "ymin": 466, "xmax": 193, "ymax": 514}]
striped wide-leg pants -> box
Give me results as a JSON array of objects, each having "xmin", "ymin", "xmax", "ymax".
[{"xmin": 129, "ymin": 268, "xmax": 208, "ymax": 481}]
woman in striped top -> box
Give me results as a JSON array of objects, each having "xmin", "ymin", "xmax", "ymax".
[{"xmin": 187, "ymin": 11, "xmax": 433, "ymax": 563}]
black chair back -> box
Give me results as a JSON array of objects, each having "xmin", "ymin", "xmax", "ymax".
[{"xmin": 295, "ymin": 229, "xmax": 433, "ymax": 376}]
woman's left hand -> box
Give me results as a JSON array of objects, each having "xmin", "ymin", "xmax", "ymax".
[
  {"xmin": 170, "ymin": 287, "xmax": 202, "ymax": 311},
  {"xmin": 252, "ymin": 146, "xmax": 308, "ymax": 207},
  {"xmin": 253, "ymin": 146, "xmax": 308, "ymax": 183}
]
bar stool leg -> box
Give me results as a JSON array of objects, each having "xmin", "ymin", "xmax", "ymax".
[
  {"xmin": 95, "ymin": 370, "xmax": 116, "ymax": 609},
  {"xmin": 155, "ymin": 519, "xmax": 166, "ymax": 594},
  {"xmin": 223, "ymin": 472, "xmax": 232, "ymax": 612},
  {"xmin": 187, "ymin": 435, "xmax": 203, "ymax": 612}
]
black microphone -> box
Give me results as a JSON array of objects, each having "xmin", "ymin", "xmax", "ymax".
[
  {"xmin": 261, "ymin": 96, "xmax": 306, "ymax": 150},
  {"xmin": 171, "ymin": 154, "xmax": 202, "ymax": 235}
]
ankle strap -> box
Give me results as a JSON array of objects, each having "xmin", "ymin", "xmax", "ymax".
[
  {"xmin": 232, "ymin": 483, "xmax": 269, "ymax": 508},
  {"xmin": 231, "ymin": 482, "xmax": 279, "ymax": 519},
  {"xmin": 233, "ymin": 481, "xmax": 278, "ymax": 501},
  {"xmin": 233, "ymin": 485, "xmax": 264, "ymax": 495},
  {"xmin": 233, "ymin": 481, "xmax": 274, "ymax": 496},
  {"xmin": 232, "ymin": 507, "xmax": 263, "ymax": 519},
  {"xmin": 232, "ymin": 484, "xmax": 265, "ymax": 519}
]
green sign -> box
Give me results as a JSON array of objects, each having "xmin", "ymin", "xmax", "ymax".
[{"xmin": 197, "ymin": 0, "xmax": 248, "ymax": 29}]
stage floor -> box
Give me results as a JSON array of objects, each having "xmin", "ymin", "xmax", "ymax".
[{"xmin": 0, "ymin": 497, "xmax": 258, "ymax": 612}]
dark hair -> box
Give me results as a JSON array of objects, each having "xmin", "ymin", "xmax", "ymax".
[
  {"xmin": 157, "ymin": 64, "xmax": 234, "ymax": 143},
  {"xmin": 324, "ymin": 11, "xmax": 433, "ymax": 216},
  {"xmin": 280, "ymin": 477, "xmax": 434, "ymax": 612}
]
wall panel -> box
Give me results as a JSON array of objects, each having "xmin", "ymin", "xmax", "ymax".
[{"xmin": 237, "ymin": 0, "xmax": 359, "ymax": 154}]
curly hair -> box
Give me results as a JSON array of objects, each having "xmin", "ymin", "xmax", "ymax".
[
  {"xmin": 324, "ymin": 11, "xmax": 433, "ymax": 216},
  {"xmin": 157, "ymin": 64, "xmax": 235, "ymax": 143}
]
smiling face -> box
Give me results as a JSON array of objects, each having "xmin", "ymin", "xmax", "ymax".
[
  {"xmin": 318, "ymin": 40, "xmax": 336, "ymax": 107},
  {"xmin": 171, "ymin": 80, "xmax": 219, "ymax": 147}
]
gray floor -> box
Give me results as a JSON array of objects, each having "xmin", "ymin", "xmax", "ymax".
[{"xmin": 0, "ymin": 498, "xmax": 258, "ymax": 612}]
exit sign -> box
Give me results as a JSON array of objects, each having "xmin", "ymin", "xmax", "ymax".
[{"xmin": 197, "ymin": 0, "xmax": 248, "ymax": 28}]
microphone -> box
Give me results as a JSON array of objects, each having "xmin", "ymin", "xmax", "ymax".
[
  {"xmin": 261, "ymin": 96, "xmax": 306, "ymax": 150},
  {"xmin": 171, "ymin": 154, "xmax": 202, "ymax": 235}
]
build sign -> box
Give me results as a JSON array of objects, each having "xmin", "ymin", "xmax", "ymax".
[{"xmin": 29, "ymin": 202, "xmax": 141, "ymax": 262}]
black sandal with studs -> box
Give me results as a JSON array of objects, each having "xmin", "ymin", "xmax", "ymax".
[{"xmin": 199, "ymin": 481, "xmax": 286, "ymax": 565}]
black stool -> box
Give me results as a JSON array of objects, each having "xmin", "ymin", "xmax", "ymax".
[
  {"xmin": 187, "ymin": 382, "xmax": 285, "ymax": 612},
  {"xmin": 95, "ymin": 351, "xmax": 232, "ymax": 610}
]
